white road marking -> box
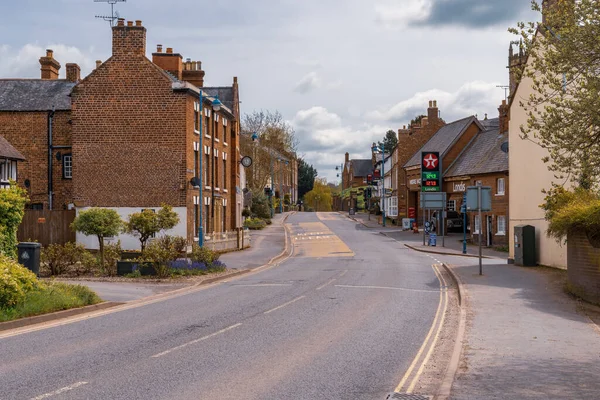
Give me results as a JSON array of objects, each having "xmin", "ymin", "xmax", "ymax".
[
  {"xmin": 234, "ymin": 284, "xmax": 293, "ymax": 287},
  {"xmin": 30, "ymin": 381, "xmax": 88, "ymax": 400},
  {"xmin": 338, "ymin": 270, "xmax": 349, "ymax": 278},
  {"xmin": 334, "ymin": 285, "xmax": 438, "ymax": 293},
  {"xmin": 316, "ymin": 279, "xmax": 336, "ymax": 291},
  {"xmin": 264, "ymin": 296, "xmax": 306, "ymax": 314},
  {"xmin": 151, "ymin": 323, "xmax": 242, "ymax": 358}
]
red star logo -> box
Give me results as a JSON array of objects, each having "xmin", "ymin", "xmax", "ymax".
[{"xmin": 423, "ymin": 153, "xmax": 439, "ymax": 169}]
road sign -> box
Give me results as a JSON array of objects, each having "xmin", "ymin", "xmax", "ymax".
[
  {"xmin": 420, "ymin": 192, "xmax": 446, "ymax": 210},
  {"xmin": 466, "ymin": 186, "xmax": 492, "ymax": 211},
  {"xmin": 421, "ymin": 152, "xmax": 441, "ymax": 192}
]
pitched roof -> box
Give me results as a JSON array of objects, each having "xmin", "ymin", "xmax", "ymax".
[
  {"xmin": 0, "ymin": 135, "xmax": 25, "ymax": 160},
  {"xmin": 404, "ymin": 116, "xmax": 482, "ymax": 168},
  {"xmin": 0, "ymin": 80, "xmax": 76, "ymax": 111},
  {"xmin": 351, "ymin": 159, "xmax": 373, "ymax": 177},
  {"xmin": 445, "ymin": 118, "xmax": 508, "ymax": 177},
  {"xmin": 202, "ymin": 87, "xmax": 234, "ymax": 112}
]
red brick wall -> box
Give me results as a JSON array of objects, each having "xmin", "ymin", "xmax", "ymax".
[
  {"xmin": 0, "ymin": 111, "xmax": 73, "ymax": 209},
  {"xmin": 567, "ymin": 231, "xmax": 600, "ymax": 305}
]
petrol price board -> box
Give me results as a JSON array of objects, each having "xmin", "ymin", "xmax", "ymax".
[{"xmin": 421, "ymin": 151, "xmax": 441, "ymax": 192}]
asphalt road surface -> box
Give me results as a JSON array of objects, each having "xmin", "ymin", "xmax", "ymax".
[{"xmin": 0, "ymin": 212, "xmax": 445, "ymax": 400}]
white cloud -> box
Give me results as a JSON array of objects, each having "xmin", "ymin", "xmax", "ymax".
[
  {"xmin": 375, "ymin": 0, "xmax": 433, "ymax": 28},
  {"xmin": 294, "ymin": 71, "xmax": 321, "ymax": 94},
  {"xmin": 0, "ymin": 43, "xmax": 97, "ymax": 79}
]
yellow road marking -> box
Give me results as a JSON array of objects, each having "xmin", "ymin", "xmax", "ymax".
[
  {"xmin": 335, "ymin": 285, "xmax": 438, "ymax": 293},
  {"xmin": 151, "ymin": 323, "xmax": 242, "ymax": 358},
  {"xmin": 234, "ymin": 284, "xmax": 293, "ymax": 287},
  {"xmin": 263, "ymin": 296, "xmax": 306, "ymax": 315},
  {"xmin": 394, "ymin": 264, "xmax": 445, "ymax": 393},
  {"xmin": 407, "ymin": 264, "xmax": 448, "ymax": 393}
]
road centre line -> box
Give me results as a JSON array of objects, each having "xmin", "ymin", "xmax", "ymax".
[
  {"xmin": 394, "ymin": 264, "xmax": 446, "ymax": 393},
  {"xmin": 264, "ymin": 296, "xmax": 306, "ymax": 314},
  {"xmin": 151, "ymin": 323, "xmax": 242, "ymax": 358},
  {"xmin": 338, "ymin": 270, "xmax": 349, "ymax": 278},
  {"xmin": 407, "ymin": 265, "xmax": 449, "ymax": 393},
  {"xmin": 334, "ymin": 285, "xmax": 439, "ymax": 293},
  {"xmin": 234, "ymin": 284, "xmax": 293, "ymax": 287},
  {"xmin": 316, "ymin": 279, "xmax": 336, "ymax": 291},
  {"xmin": 30, "ymin": 381, "xmax": 88, "ymax": 400}
]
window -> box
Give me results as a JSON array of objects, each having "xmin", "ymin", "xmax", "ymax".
[
  {"xmin": 63, "ymin": 154, "xmax": 72, "ymax": 179},
  {"xmin": 474, "ymin": 215, "xmax": 481, "ymax": 234},
  {"xmin": 194, "ymin": 150, "xmax": 199, "ymax": 182},
  {"xmin": 194, "ymin": 109, "xmax": 200, "ymax": 133},
  {"xmin": 194, "ymin": 204, "xmax": 199, "ymax": 235},
  {"xmin": 389, "ymin": 196, "xmax": 398, "ymax": 217},
  {"xmin": 222, "ymin": 204, "xmax": 226, "ymax": 232},
  {"xmin": 214, "ymin": 153, "xmax": 219, "ymax": 188},
  {"xmin": 447, "ymin": 200, "xmax": 456, "ymax": 212},
  {"xmin": 205, "ymin": 114, "xmax": 210, "ymax": 136},
  {"xmin": 497, "ymin": 178, "xmax": 505, "ymax": 195},
  {"xmin": 222, "ymin": 158, "xmax": 227, "ymax": 189},
  {"xmin": 497, "ymin": 216, "xmax": 506, "ymax": 235}
]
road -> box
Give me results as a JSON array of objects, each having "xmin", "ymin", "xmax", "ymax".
[{"xmin": 0, "ymin": 212, "xmax": 451, "ymax": 400}]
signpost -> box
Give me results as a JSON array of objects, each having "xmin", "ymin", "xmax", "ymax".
[
  {"xmin": 421, "ymin": 151, "xmax": 444, "ymax": 246},
  {"xmin": 466, "ymin": 184, "xmax": 492, "ymax": 275}
]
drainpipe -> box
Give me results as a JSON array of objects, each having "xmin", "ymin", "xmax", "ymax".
[{"xmin": 47, "ymin": 107, "xmax": 55, "ymax": 210}]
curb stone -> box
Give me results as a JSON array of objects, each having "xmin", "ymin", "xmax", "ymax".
[{"xmin": 404, "ymin": 243, "xmax": 494, "ymax": 259}]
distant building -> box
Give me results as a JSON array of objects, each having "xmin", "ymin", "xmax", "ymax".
[{"xmin": 0, "ymin": 135, "xmax": 26, "ymax": 188}]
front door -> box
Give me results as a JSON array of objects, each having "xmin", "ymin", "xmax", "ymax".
[{"xmin": 487, "ymin": 215, "xmax": 493, "ymax": 247}]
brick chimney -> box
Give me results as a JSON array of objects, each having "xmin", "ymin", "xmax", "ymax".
[
  {"xmin": 39, "ymin": 49, "xmax": 61, "ymax": 80},
  {"xmin": 66, "ymin": 63, "xmax": 81, "ymax": 83},
  {"xmin": 112, "ymin": 18, "xmax": 147, "ymax": 58},
  {"xmin": 182, "ymin": 58, "xmax": 205, "ymax": 87},
  {"xmin": 152, "ymin": 44, "xmax": 183, "ymax": 81},
  {"xmin": 427, "ymin": 100, "xmax": 439, "ymax": 124},
  {"xmin": 498, "ymin": 100, "xmax": 510, "ymax": 134},
  {"xmin": 345, "ymin": 152, "xmax": 349, "ymax": 163}
]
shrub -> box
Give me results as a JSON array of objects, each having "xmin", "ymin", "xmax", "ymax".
[
  {"xmin": 80, "ymin": 251, "xmax": 100, "ymax": 276},
  {"xmin": 542, "ymin": 188, "xmax": 600, "ymax": 242},
  {"xmin": 190, "ymin": 244, "xmax": 220, "ymax": 266},
  {"xmin": 125, "ymin": 205, "xmax": 180, "ymax": 251},
  {"xmin": 251, "ymin": 192, "xmax": 271, "ymax": 220},
  {"xmin": 0, "ymin": 254, "xmax": 40, "ymax": 309},
  {"xmin": 41, "ymin": 242, "xmax": 87, "ymax": 276},
  {"xmin": 210, "ymin": 260, "xmax": 227, "ymax": 272},
  {"xmin": 103, "ymin": 241, "xmax": 122, "ymax": 276},
  {"xmin": 242, "ymin": 207, "xmax": 251, "ymax": 218},
  {"xmin": 244, "ymin": 217, "xmax": 266, "ymax": 230},
  {"xmin": 139, "ymin": 235, "xmax": 185, "ymax": 278},
  {"xmin": 0, "ymin": 183, "xmax": 28, "ymax": 259},
  {"xmin": 71, "ymin": 208, "xmax": 123, "ymax": 270}
]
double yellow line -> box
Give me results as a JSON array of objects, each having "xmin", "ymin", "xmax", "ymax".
[{"xmin": 394, "ymin": 264, "xmax": 449, "ymax": 394}]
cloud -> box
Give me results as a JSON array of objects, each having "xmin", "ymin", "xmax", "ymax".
[
  {"xmin": 366, "ymin": 80, "xmax": 502, "ymax": 124},
  {"xmin": 294, "ymin": 71, "xmax": 321, "ymax": 94},
  {"xmin": 0, "ymin": 43, "xmax": 97, "ymax": 79},
  {"xmin": 376, "ymin": 0, "xmax": 530, "ymax": 29}
]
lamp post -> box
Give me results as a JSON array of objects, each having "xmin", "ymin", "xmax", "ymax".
[
  {"xmin": 279, "ymin": 159, "xmax": 288, "ymax": 213},
  {"xmin": 270, "ymin": 153, "xmax": 274, "ymax": 218},
  {"xmin": 198, "ymin": 89, "xmax": 204, "ymax": 246},
  {"xmin": 372, "ymin": 143, "xmax": 386, "ymax": 227},
  {"xmin": 210, "ymin": 96, "xmax": 222, "ymax": 237}
]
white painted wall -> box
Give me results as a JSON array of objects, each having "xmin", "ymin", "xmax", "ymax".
[
  {"xmin": 75, "ymin": 207, "xmax": 188, "ymax": 251},
  {"xmin": 509, "ymin": 48, "xmax": 568, "ymax": 268}
]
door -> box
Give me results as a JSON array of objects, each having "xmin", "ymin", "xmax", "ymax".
[{"xmin": 487, "ymin": 215, "xmax": 493, "ymax": 247}]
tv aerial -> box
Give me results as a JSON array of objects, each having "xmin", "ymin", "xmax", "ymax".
[{"xmin": 94, "ymin": 0, "xmax": 127, "ymax": 27}]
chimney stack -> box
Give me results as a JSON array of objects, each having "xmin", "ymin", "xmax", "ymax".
[
  {"xmin": 345, "ymin": 152, "xmax": 349, "ymax": 163},
  {"xmin": 181, "ymin": 58, "xmax": 204, "ymax": 87},
  {"xmin": 152, "ymin": 45, "xmax": 183, "ymax": 80},
  {"xmin": 498, "ymin": 99, "xmax": 510, "ymax": 134},
  {"xmin": 427, "ymin": 100, "xmax": 439, "ymax": 124},
  {"xmin": 96, "ymin": 60, "xmax": 102, "ymax": 69},
  {"xmin": 112, "ymin": 19, "xmax": 147, "ymax": 58},
  {"xmin": 39, "ymin": 49, "xmax": 61, "ymax": 80},
  {"xmin": 66, "ymin": 63, "xmax": 81, "ymax": 83}
]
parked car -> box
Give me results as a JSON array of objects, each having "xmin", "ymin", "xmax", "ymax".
[{"xmin": 432, "ymin": 211, "xmax": 468, "ymax": 233}]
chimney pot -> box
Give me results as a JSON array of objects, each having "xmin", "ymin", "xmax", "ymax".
[
  {"xmin": 233, "ymin": 76, "xmax": 238, "ymax": 84},
  {"xmin": 429, "ymin": 100, "xmax": 433, "ymax": 108},
  {"xmin": 96, "ymin": 60, "xmax": 102, "ymax": 69},
  {"xmin": 127, "ymin": 20, "xmax": 133, "ymax": 26},
  {"xmin": 166, "ymin": 47, "xmax": 173, "ymax": 54},
  {"xmin": 186, "ymin": 58, "xmax": 191, "ymax": 62},
  {"xmin": 46, "ymin": 49, "xmax": 53, "ymax": 58},
  {"xmin": 433, "ymin": 100, "xmax": 437, "ymax": 108},
  {"xmin": 66, "ymin": 63, "xmax": 81, "ymax": 83},
  {"xmin": 40, "ymin": 49, "xmax": 60, "ymax": 80},
  {"xmin": 117, "ymin": 18, "xmax": 125, "ymax": 26},
  {"xmin": 157, "ymin": 44, "xmax": 163, "ymax": 53},
  {"xmin": 135, "ymin": 20, "xmax": 142, "ymax": 27}
]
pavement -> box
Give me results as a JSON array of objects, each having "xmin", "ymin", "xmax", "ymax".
[{"xmin": 0, "ymin": 212, "xmax": 449, "ymax": 400}]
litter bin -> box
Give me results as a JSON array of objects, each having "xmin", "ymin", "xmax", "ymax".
[
  {"xmin": 349, "ymin": 208, "xmax": 355, "ymax": 216},
  {"xmin": 17, "ymin": 242, "xmax": 41, "ymax": 276}
]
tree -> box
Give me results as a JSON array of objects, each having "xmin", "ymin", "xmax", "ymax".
[
  {"xmin": 71, "ymin": 208, "xmax": 123, "ymax": 271},
  {"xmin": 510, "ymin": 0, "xmax": 600, "ymax": 187},
  {"xmin": 125, "ymin": 204, "xmax": 180, "ymax": 251},
  {"xmin": 298, "ymin": 158, "xmax": 318, "ymax": 199},
  {"xmin": 379, "ymin": 130, "xmax": 398, "ymax": 154},
  {"xmin": 304, "ymin": 178, "xmax": 333, "ymax": 212},
  {"xmin": 0, "ymin": 183, "xmax": 28, "ymax": 259}
]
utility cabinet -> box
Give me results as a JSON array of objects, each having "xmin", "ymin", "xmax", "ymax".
[{"xmin": 514, "ymin": 225, "xmax": 536, "ymax": 266}]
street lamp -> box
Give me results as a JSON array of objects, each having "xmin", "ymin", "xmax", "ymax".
[
  {"xmin": 278, "ymin": 159, "xmax": 288, "ymax": 214},
  {"xmin": 197, "ymin": 90, "xmax": 205, "ymax": 246},
  {"xmin": 209, "ymin": 96, "xmax": 222, "ymax": 238},
  {"xmin": 371, "ymin": 143, "xmax": 386, "ymax": 227}
]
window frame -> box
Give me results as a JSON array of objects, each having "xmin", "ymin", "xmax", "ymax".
[
  {"xmin": 62, "ymin": 154, "xmax": 73, "ymax": 179},
  {"xmin": 497, "ymin": 215, "xmax": 506, "ymax": 235},
  {"xmin": 497, "ymin": 178, "xmax": 505, "ymax": 195}
]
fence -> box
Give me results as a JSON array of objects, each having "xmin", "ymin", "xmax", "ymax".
[
  {"xmin": 17, "ymin": 210, "xmax": 76, "ymax": 247},
  {"xmin": 204, "ymin": 228, "xmax": 251, "ymax": 252}
]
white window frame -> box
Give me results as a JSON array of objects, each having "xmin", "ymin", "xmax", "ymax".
[
  {"xmin": 388, "ymin": 196, "xmax": 398, "ymax": 217},
  {"xmin": 497, "ymin": 178, "xmax": 505, "ymax": 195},
  {"xmin": 497, "ymin": 215, "xmax": 506, "ymax": 235},
  {"xmin": 447, "ymin": 200, "xmax": 456, "ymax": 212},
  {"xmin": 63, "ymin": 154, "xmax": 73, "ymax": 179}
]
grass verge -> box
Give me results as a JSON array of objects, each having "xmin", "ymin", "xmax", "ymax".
[{"xmin": 0, "ymin": 282, "xmax": 102, "ymax": 322}]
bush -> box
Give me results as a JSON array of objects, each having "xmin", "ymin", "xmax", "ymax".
[
  {"xmin": 242, "ymin": 207, "xmax": 251, "ymax": 218},
  {"xmin": 139, "ymin": 235, "xmax": 186, "ymax": 278},
  {"xmin": 244, "ymin": 217, "xmax": 267, "ymax": 230},
  {"xmin": 190, "ymin": 244, "xmax": 220, "ymax": 266},
  {"xmin": 125, "ymin": 205, "xmax": 180, "ymax": 251},
  {"xmin": 71, "ymin": 208, "xmax": 123, "ymax": 270},
  {"xmin": 542, "ymin": 188, "xmax": 600, "ymax": 242},
  {"xmin": 0, "ymin": 254, "xmax": 40, "ymax": 309},
  {"xmin": 103, "ymin": 241, "xmax": 122, "ymax": 276},
  {"xmin": 251, "ymin": 192, "xmax": 271, "ymax": 220},
  {"xmin": 168, "ymin": 260, "xmax": 210, "ymax": 277},
  {"xmin": 0, "ymin": 183, "xmax": 28, "ymax": 259},
  {"xmin": 41, "ymin": 242, "xmax": 87, "ymax": 276}
]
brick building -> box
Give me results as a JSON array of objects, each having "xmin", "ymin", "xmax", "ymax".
[
  {"xmin": 0, "ymin": 135, "xmax": 26, "ymax": 188},
  {"xmin": 0, "ymin": 50, "xmax": 78, "ymax": 208},
  {"xmin": 341, "ymin": 152, "xmax": 372, "ymax": 190}
]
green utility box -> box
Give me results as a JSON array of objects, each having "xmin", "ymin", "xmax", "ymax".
[{"xmin": 514, "ymin": 225, "xmax": 536, "ymax": 266}]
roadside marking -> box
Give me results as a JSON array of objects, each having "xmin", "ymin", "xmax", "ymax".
[
  {"xmin": 394, "ymin": 264, "xmax": 448, "ymax": 393},
  {"xmin": 264, "ymin": 296, "xmax": 306, "ymax": 314},
  {"xmin": 30, "ymin": 381, "xmax": 88, "ymax": 400},
  {"xmin": 233, "ymin": 284, "xmax": 293, "ymax": 287},
  {"xmin": 316, "ymin": 279, "xmax": 337, "ymax": 291},
  {"xmin": 334, "ymin": 285, "xmax": 438, "ymax": 293},
  {"xmin": 151, "ymin": 323, "xmax": 242, "ymax": 358},
  {"xmin": 406, "ymin": 265, "xmax": 448, "ymax": 393},
  {"xmin": 338, "ymin": 270, "xmax": 349, "ymax": 278}
]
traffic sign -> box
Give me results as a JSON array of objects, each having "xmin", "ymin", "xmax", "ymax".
[{"xmin": 421, "ymin": 151, "xmax": 441, "ymax": 192}]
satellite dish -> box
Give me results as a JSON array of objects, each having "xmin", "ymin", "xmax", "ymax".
[
  {"xmin": 190, "ymin": 177, "xmax": 201, "ymax": 187},
  {"xmin": 500, "ymin": 142, "xmax": 509, "ymax": 153},
  {"xmin": 241, "ymin": 156, "xmax": 253, "ymax": 168}
]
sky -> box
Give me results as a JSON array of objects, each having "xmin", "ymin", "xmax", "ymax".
[{"xmin": 0, "ymin": 0, "xmax": 538, "ymax": 183}]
